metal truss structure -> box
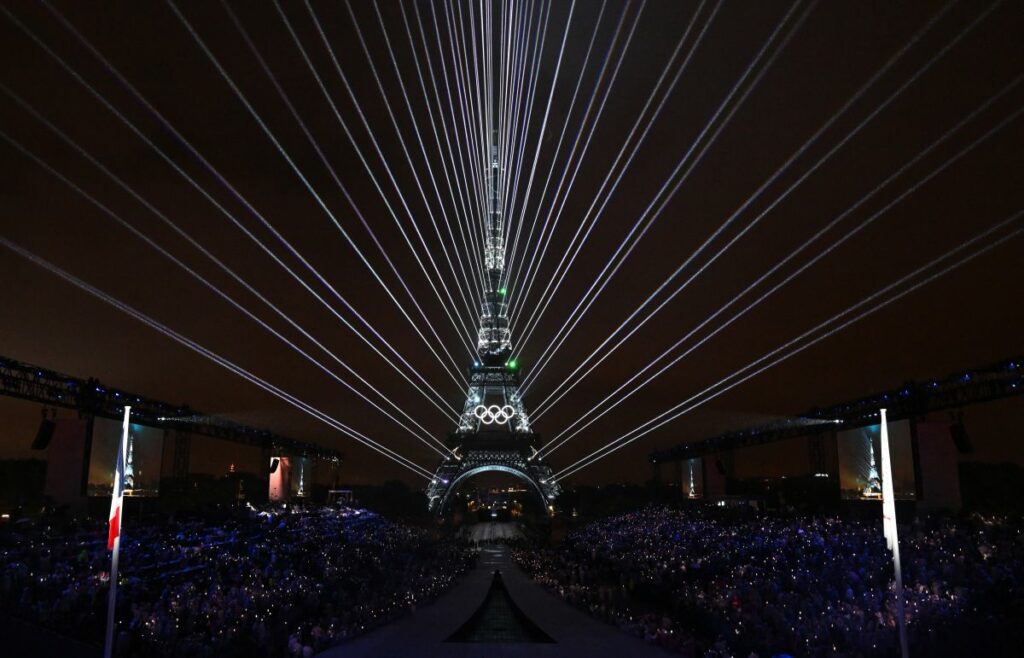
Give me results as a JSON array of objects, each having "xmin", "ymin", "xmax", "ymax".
[
  {"xmin": 426, "ymin": 144, "xmax": 560, "ymax": 513},
  {"xmin": 0, "ymin": 354, "xmax": 341, "ymax": 460},
  {"xmin": 649, "ymin": 355, "xmax": 1024, "ymax": 464}
]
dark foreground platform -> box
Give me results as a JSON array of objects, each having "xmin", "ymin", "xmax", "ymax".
[{"xmin": 318, "ymin": 541, "xmax": 667, "ymax": 658}]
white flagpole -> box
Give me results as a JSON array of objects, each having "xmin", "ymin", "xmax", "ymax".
[
  {"xmin": 879, "ymin": 408, "xmax": 909, "ymax": 658},
  {"xmin": 104, "ymin": 405, "xmax": 131, "ymax": 658}
]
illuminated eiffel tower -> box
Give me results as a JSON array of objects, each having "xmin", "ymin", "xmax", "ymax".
[{"xmin": 425, "ymin": 142, "xmax": 560, "ymax": 514}]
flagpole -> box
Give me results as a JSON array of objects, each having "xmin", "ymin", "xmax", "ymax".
[
  {"xmin": 879, "ymin": 408, "xmax": 910, "ymax": 658},
  {"xmin": 104, "ymin": 405, "xmax": 131, "ymax": 658}
]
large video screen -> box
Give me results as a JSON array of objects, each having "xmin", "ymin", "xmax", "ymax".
[
  {"xmin": 291, "ymin": 456, "xmax": 311, "ymax": 498},
  {"xmin": 88, "ymin": 418, "xmax": 165, "ymax": 497},
  {"xmin": 837, "ymin": 419, "xmax": 915, "ymax": 500},
  {"xmin": 682, "ymin": 457, "xmax": 703, "ymax": 498}
]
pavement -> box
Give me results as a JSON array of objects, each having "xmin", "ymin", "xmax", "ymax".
[{"xmin": 318, "ymin": 526, "xmax": 667, "ymax": 658}]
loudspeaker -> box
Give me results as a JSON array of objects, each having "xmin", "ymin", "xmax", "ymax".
[
  {"xmin": 950, "ymin": 422, "xmax": 973, "ymax": 454},
  {"xmin": 715, "ymin": 459, "xmax": 726, "ymax": 475},
  {"xmin": 32, "ymin": 418, "xmax": 56, "ymax": 450},
  {"xmin": 269, "ymin": 458, "xmax": 280, "ymax": 474}
]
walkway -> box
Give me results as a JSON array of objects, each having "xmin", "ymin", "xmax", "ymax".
[{"xmin": 318, "ymin": 533, "xmax": 668, "ymax": 658}]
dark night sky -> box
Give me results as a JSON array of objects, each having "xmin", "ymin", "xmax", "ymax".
[{"xmin": 1, "ymin": 0, "xmax": 1022, "ymax": 486}]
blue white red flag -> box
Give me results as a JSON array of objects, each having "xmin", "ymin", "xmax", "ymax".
[{"xmin": 107, "ymin": 407, "xmax": 130, "ymax": 551}]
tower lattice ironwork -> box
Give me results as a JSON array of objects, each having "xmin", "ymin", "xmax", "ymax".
[{"xmin": 425, "ymin": 141, "xmax": 560, "ymax": 514}]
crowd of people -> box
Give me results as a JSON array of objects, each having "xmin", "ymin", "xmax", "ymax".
[
  {"xmin": 5, "ymin": 500, "xmax": 1023, "ymax": 657},
  {"xmin": 515, "ymin": 506, "xmax": 1024, "ymax": 657},
  {"xmin": 0, "ymin": 505, "xmax": 474, "ymax": 657}
]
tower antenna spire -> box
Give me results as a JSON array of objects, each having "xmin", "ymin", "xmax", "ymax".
[{"xmin": 479, "ymin": 129, "xmax": 510, "ymax": 357}]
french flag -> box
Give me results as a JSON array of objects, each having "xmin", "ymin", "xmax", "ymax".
[{"xmin": 107, "ymin": 407, "xmax": 131, "ymax": 551}]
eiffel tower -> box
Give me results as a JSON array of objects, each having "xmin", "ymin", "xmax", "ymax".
[{"xmin": 425, "ymin": 142, "xmax": 560, "ymax": 514}]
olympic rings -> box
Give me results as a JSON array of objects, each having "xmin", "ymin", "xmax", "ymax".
[{"xmin": 473, "ymin": 404, "xmax": 516, "ymax": 424}]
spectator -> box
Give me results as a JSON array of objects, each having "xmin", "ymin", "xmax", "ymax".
[
  {"xmin": 515, "ymin": 506, "xmax": 1024, "ymax": 657},
  {"xmin": 0, "ymin": 505, "xmax": 473, "ymax": 657}
]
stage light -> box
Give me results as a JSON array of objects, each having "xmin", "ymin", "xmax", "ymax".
[
  {"xmin": 500, "ymin": 3, "xmax": 550, "ymax": 282},
  {"xmin": 521, "ymin": 0, "xmax": 971, "ymax": 405},
  {"xmin": 517, "ymin": 0, "xmax": 805, "ymax": 386},
  {"xmin": 501, "ymin": 0, "xmax": 577, "ymax": 293},
  {"xmin": 0, "ymin": 113, "xmax": 453, "ymax": 455},
  {"xmin": 552, "ymin": 214, "xmax": 1023, "ymax": 481},
  {"xmin": 373, "ymin": 0, "xmax": 492, "ymax": 313},
  {"xmin": 20, "ymin": 2, "xmax": 467, "ymax": 413},
  {"xmin": 505, "ymin": 0, "xmax": 619, "ymax": 323},
  {"xmin": 188, "ymin": 2, "xmax": 480, "ymax": 380},
  {"xmin": 345, "ymin": 0, "xmax": 487, "ymax": 336},
  {"xmin": 397, "ymin": 1, "xmax": 491, "ymax": 305},
  {"xmin": 3, "ymin": 238, "xmax": 437, "ymax": 478},
  {"xmin": 235, "ymin": 0, "xmax": 479, "ymax": 366},
  {"xmin": 535, "ymin": 75, "xmax": 1020, "ymax": 442}
]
